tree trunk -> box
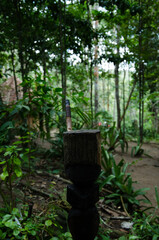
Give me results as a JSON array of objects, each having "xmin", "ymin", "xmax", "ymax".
[
  {"xmin": 14, "ymin": 0, "xmax": 26, "ymax": 94},
  {"xmin": 102, "ymin": 75, "xmax": 106, "ymax": 111},
  {"xmin": 107, "ymin": 73, "xmax": 110, "ymax": 112},
  {"xmin": 11, "ymin": 49, "xmax": 19, "ymax": 101},
  {"xmin": 90, "ymin": 60, "xmax": 93, "ymax": 127},
  {"xmin": 59, "ymin": 0, "xmax": 67, "ymax": 114},
  {"xmin": 120, "ymin": 77, "xmax": 137, "ymax": 122},
  {"xmin": 93, "ymin": 3, "xmax": 99, "ymax": 118},
  {"xmin": 43, "ymin": 58, "xmax": 46, "ymax": 83},
  {"xmin": 138, "ymin": 1, "xmax": 144, "ymax": 143},
  {"xmin": 94, "ymin": 20, "xmax": 99, "ymax": 117},
  {"xmin": 0, "ymin": 92, "xmax": 3, "ymax": 106},
  {"xmin": 122, "ymin": 69, "xmax": 126, "ymax": 148},
  {"xmin": 114, "ymin": 26, "xmax": 121, "ymax": 129}
]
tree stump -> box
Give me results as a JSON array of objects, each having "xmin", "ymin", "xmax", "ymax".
[{"xmin": 63, "ymin": 130, "xmax": 101, "ymax": 240}]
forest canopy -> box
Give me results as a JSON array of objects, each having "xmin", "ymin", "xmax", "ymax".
[{"xmin": 0, "ymin": 0, "xmax": 159, "ymax": 142}]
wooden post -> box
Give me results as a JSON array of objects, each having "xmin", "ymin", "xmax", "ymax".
[{"xmin": 63, "ymin": 130, "xmax": 101, "ymax": 240}]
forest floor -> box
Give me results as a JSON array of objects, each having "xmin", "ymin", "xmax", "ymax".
[
  {"xmin": 0, "ymin": 140, "xmax": 159, "ymax": 239},
  {"xmin": 27, "ymin": 139, "xmax": 159, "ymax": 238},
  {"xmin": 114, "ymin": 141, "xmax": 159, "ymax": 208}
]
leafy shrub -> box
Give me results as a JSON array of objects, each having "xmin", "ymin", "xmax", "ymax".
[
  {"xmin": 98, "ymin": 147, "xmax": 150, "ymax": 212},
  {"xmin": 0, "ymin": 136, "xmax": 34, "ymax": 210},
  {"xmin": 131, "ymin": 143, "xmax": 144, "ymax": 157},
  {"xmin": 100, "ymin": 122, "xmax": 128, "ymax": 152},
  {"xmin": 0, "ymin": 206, "xmax": 72, "ymax": 240}
]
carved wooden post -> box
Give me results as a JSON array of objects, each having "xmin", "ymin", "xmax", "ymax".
[{"xmin": 63, "ymin": 130, "xmax": 101, "ymax": 240}]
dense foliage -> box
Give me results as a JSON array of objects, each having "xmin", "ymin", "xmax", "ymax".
[{"xmin": 0, "ymin": 0, "xmax": 159, "ymax": 239}]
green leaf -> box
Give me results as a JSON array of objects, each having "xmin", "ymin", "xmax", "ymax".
[
  {"xmin": 14, "ymin": 158, "xmax": 21, "ymax": 166},
  {"xmin": 4, "ymin": 219, "xmax": 17, "ymax": 229},
  {"xmin": 0, "ymin": 171, "xmax": 9, "ymax": 180},
  {"xmin": 155, "ymin": 186, "xmax": 159, "ymax": 208},
  {"xmin": 12, "ymin": 208, "xmax": 19, "ymax": 215},
  {"xmin": 45, "ymin": 219, "xmax": 52, "ymax": 227},
  {"xmin": 13, "ymin": 229, "xmax": 20, "ymax": 236},
  {"xmin": 152, "ymin": 235, "xmax": 159, "ymax": 240},
  {"xmin": 2, "ymin": 214, "xmax": 11, "ymax": 222},
  {"xmin": 0, "ymin": 121, "xmax": 14, "ymax": 131},
  {"xmin": 13, "ymin": 141, "xmax": 23, "ymax": 145},
  {"xmin": 54, "ymin": 88, "xmax": 62, "ymax": 92},
  {"xmin": 129, "ymin": 237, "xmax": 140, "ymax": 240},
  {"xmin": 118, "ymin": 236, "xmax": 127, "ymax": 240},
  {"xmin": 99, "ymin": 175, "xmax": 115, "ymax": 191},
  {"xmin": 63, "ymin": 232, "xmax": 72, "ymax": 238},
  {"xmin": 30, "ymin": 230, "xmax": 36, "ymax": 236},
  {"xmin": 14, "ymin": 168, "xmax": 22, "ymax": 177},
  {"xmin": 0, "ymin": 161, "xmax": 6, "ymax": 165}
]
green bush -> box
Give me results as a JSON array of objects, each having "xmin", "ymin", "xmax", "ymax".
[{"xmin": 98, "ymin": 147, "xmax": 150, "ymax": 213}]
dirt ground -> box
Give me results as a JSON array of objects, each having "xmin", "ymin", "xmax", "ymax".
[
  {"xmin": 35, "ymin": 138, "xmax": 159, "ymax": 207},
  {"xmin": 114, "ymin": 142, "xmax": 159, "ymax": 208},
  {"xmin": 0, "ymin": 140, "xmax": 158, "ymax": 238}
]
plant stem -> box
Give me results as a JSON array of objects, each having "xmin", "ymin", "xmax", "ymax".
[{"xmin": 120, "ymin": 195, "xmax": 131, "ymax": 217}]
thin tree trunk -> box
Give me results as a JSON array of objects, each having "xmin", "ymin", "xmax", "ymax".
[
  {"xmin": 120, "ymin": 78, "xmax": 137, "ymax": 122},
  {"xmin": 94, "ymin": 19, "xmax": 99, "ymax": 117},
  {"xmin": 0, "ymin": 92, "xmax": 3, "ymax": 106},
  {"xmin": 122, "ymin": 69, "xmax": 126, "ymax": 151},
  {"xmin": 14, "ymin": 0, "xmax": 26, "ymax": 94},
  {"xmin": 141, "ymin": 63, "xmax": 144, "ymax": 140},
  {"xmin": 114, "ymin": 25, "xmax": 121, "ymax": 129},
  {"xmin": 90, "ymin": 60, "xmax": 93, "ymax": 126},
  {"xmin": 11, "ymin": 49, "xmax": 19, "ymax": 101},
  {"xmin": 87, "ymin": 5, "xmax": 93, "ymax": 126},
  {"xmin": 138, "ymin": 0, "xmax": 143, "ymax": 143},
  {"xmin": 59, "ymin": 0, "xmax": 66, "ymax": 114},
  {"xmin": 102, "ymin": 75, "xmax": 106, "ymax": 111},
  {"xmin": 43, "ymin": 58, "xmax": 46, "ymax": 83},
  {"xmin": 115, "ymin": 63, "xmax": 121, "ymax": 129},
  {"xmin": 107, "ymin": 72, "xmax": 110, "ymax": 112}
]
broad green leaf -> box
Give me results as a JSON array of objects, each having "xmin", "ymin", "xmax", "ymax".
[
  {"xmin": 4, "ymin": 219, "xmax": 17, "ymax": 229},
  {"xmin": 12, "ymin": 208, "xmax": 19, "ymax": 215},
  {"xmin": 0, "ymin": 171, "xmax": 9, "ymax": 180},
  {"xmin": 14, "ymin": 168, "xmax": 22, "ymax": 177},
  {"xmin": 2, "ymin": 214, "xmax": 11, "ymax": 222},
  {"xmin": 45, "ymin": 219, "xmax": 52, "ymax": 227},
  {"xmin": 63, "ymin": 232, "xmax": 72, "ymax": 238},
  {"xmin": 14, "ymin": 158, "xmax": 21, "ymax": 166},
  {"xmin": 22, "ymin": 105, "xmax": 30, "ymax": 111},
  {"xmin": 13, "ymin": 229, "xmax": 20, "ymax": 236},
  {"xmin": 31, "ymin": 230, "xmax": 36, "ymax": 236},
  {"xmin": 0, "ymin": 121, "xmax": 13, "ymax": 131},
  {"xmin": 54, "ymin": 87, "xmax": 62, "ymax": 92}
]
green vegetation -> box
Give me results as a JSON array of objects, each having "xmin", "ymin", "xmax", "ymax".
[{"xmin": 0, "ymin": 0, "xmax": 159, "ymax": 239}]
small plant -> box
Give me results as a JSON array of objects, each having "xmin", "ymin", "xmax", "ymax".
[
  {"xmin": 0, "ymin": 204, "xmax": 71, "ymax": 239},
  {"xmin": 101, "ymin": 122, "xmax": 128, "ymax": 152},
  {"xmin": 0, "ymin": 143, "xmax": 23, "ymax": 210},
  {"xmin": 131, "ymin": 143, "xmax": 144, "ymax": 157},
  {"xmin": 0, "ymin": 136, "xmax": 34, "ymax": 210},
  {"xmin": 129, "ymin": 208, "xmax": 159, "ymax": 240},
  {"xmin": 131, "ymin": 141, "xmax": 153, "ymax": 158},
  {"xmin": 99, "ymin": 147, "xmax": 150, "ymax": 213}
]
